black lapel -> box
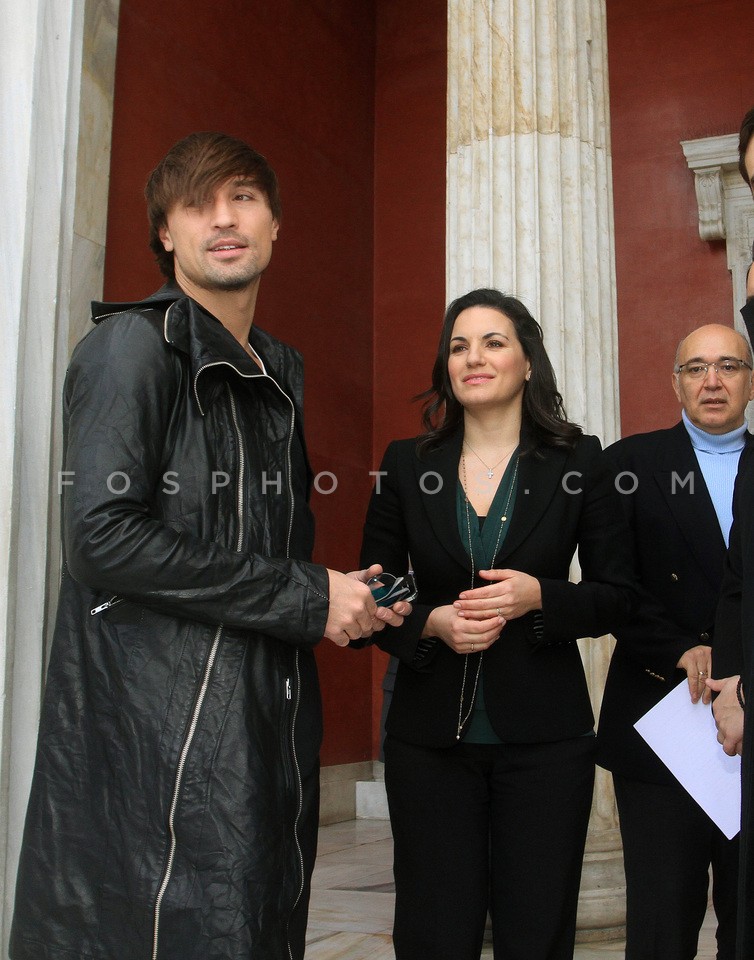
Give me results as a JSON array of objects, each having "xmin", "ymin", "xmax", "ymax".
[
  {"xmin": 417, "ymin": 434, "xmax": 571, "ymax": 571},
  {"xmin": 493, "ymin": 444, "xmax": 569, "ymax": 562},
  {"xmin": 414, "ymin": 431, "xmax": 471, "ymax": 575},
  {"xmin": 653, "ymin": 422, "xmax": 725, "ymax": 583}
]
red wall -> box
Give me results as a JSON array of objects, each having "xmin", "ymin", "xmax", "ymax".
[
  {"xmin": 606, "ymin": 0, "xmax": 753, "ymax": 437},
  {"xmin": 105, "ymin": 0, "xmax": 376, "ymax": 765},
  {"xmin": 371, "ymin": 0, "xmax": 447, "ymax": 755},
  {"xmin": 104, "ymin": 0, "xmax": 446, "ymax": 765}
]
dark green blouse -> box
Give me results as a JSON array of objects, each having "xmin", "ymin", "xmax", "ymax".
[{"xmin": 455, "ymin": 451, "xmax": 519, "ymax": 744}]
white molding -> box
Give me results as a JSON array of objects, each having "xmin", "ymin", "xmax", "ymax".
[
  {"xmin": 681, "ymin": 134, "xmax": 738, "ymax": 242},
  {"xmin": 681, "ymin": 133, "xmax": 739, "ymax": 170},
  {"xmin": 681, "ymin": 133, "xmax": 754, "ymax": 331}
]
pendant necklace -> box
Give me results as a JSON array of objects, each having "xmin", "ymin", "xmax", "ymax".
[
  {"xmin": 463, "ymin": 440, "xmax": 515, "ymax": 480},
  {"xmin": 456, "ymin": 452, "xmax": 519, "ymax": 740}
]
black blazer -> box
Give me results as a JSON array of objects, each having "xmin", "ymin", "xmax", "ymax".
[
  {"xmin": 597, "ymin": 421, "xmax": 749, "ymax": 784},
  {"xmin": 359, "ymin": 430, "xmax": 636, "ymax": 748},
  {"xmin": 716, "ymin": 299, "xmax": 754, "ymax": 955}
]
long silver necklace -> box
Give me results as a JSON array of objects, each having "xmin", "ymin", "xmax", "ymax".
[
  {"xmin": 463, "ymin": 440, "xmax": 516, "ymax": 480},
  {"xmin": 456, "ymin": 452, "xmax": 519, "ymax": 740}
]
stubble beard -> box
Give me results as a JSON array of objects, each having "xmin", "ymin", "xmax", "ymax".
[
  {"xmin": 201, "ymin": 269, "xmax": 260, "ymax": 292},
  {"xmin": 183, "ymin": 251, "xmax": 266, "ymax": 294},
  {"xmin": 198, "ymin": 257, "xmax": 264, "ymax": 293}
]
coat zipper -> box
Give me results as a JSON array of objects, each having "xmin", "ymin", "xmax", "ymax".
[
  {"xmin": 233, "ymin": 372, "xmax": 306, "ymax": 959},
  {"xmin": 262, "ymin": 383, "xmax": 307, "ymax": 960},
  {"xmin": 151, "ymin": 380, "xmax": 246, "ymax": 960},
  {"xmin": 228, "ymin": 377, "xmax": 307, "ymax": 959},
  {"xmin": 148, "ymin": 347, "xmax": 303, "ymax": 958},
  {"xmin": 228, "ymin": 389, "xmax": 247, "ymax": 551},
  {"xmin": 151, "ymin": 624, "xmax": 222, "ymax": 960},
  {"xmin": 190, "ymin": 357, "xmax": 297, "ymax": 557},
  {"xmin": 286, "ymin": 649, "xmax": 305, "ymax": 960},
  {"xmin": 90, "ymin": 596, "xmax": 124, "ymax": 616}
]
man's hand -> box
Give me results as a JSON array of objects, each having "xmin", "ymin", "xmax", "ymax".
[
  {"xmin": 373, "ymin": 599, "xmax": 412, "ymax": 628},
  {"xmin": 324, "ymin": 564, "xmax": 411, "ymax": 647},
  {"xmin": 677, "ymin": 644, "xmax": 712, "ymax": 704},
  {"xmin": 706, "ymin": 675, "xmax": 744, "ymax": 757},
  {"xmin": 356, "ymin": 564, "xmax": 412, "ymax": 631}
]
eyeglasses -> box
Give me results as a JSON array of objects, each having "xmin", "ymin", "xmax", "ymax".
[
  {"xmin": 675, "ymin": 359, "xmax": 753, "ymax": 380},
  {"xmin": 368, "ymin": 572, "xmax": 418, "ymax": 607}
]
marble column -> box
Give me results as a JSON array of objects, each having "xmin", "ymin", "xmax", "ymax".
[
  {"xmin": 447, "ymin": 0, "xmax": 624, "ymax": 940},
  {"xmin": 0, "ymin": 0, "xmax": 119, "ymax": 950}
]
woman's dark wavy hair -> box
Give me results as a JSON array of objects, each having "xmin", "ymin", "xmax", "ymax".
[{"xmin": 416, "ymin": 288, "xmax": 581, "ymax": 456}]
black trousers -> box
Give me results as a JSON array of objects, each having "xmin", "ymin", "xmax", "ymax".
[
  {"xmin": 613, "ymin": 773, "xmax": 739, "ymax": 960},
  {"xmin": 384, "ymin": 734, "xmax": 596, "ymax": 960}
]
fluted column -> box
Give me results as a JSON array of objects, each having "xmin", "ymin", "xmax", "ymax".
[
  {"xmin": 0, "ymin": 0, "xmax": 119, "ymax": 951},
  {"xmin": 447, "ymin": 0, "xmax": 624, "ymax": 940}
]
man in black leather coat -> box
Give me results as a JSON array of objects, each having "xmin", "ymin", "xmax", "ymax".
[{"xmin": 9, "ymin": 132, "xmax": 407, "ymax": 960}]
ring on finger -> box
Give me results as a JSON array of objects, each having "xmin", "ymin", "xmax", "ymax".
[
  {"xmin": 471, "ymin": 642, "xmax": 475, "ymax": 652},
  {"xmin": 496, "ymin": 607, "xmax": 502, "ymax": 617}
]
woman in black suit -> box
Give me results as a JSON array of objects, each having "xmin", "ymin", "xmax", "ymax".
[{"xmin": 360, "ymin": 289, "xmax": 635, "ymax": 960}]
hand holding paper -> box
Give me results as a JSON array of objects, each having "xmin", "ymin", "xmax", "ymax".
[
  {"xmin": 634, "ymin": 680, "xmax": 741, "ymax": 840},
  {"xmin": 707, "ymin": 675, "xmax": 744, "ymax": 757}
]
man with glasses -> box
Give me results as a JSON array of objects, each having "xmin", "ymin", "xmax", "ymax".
[{"xmin": 598, "ymin": 323, "xmax": 754, "ymax": 960}]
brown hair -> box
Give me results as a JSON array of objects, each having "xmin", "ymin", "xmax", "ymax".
[
  {"xmin": 738, "ymin": 108, "xmax": 754, "ymax": 188},
  {"xmin": 145, "ymin": 132, "xmax": 282, "ymax": 278}
]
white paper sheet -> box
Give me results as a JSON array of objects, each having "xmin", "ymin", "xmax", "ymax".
[{"xmin": 633, "ymin": 680, "xmax": 741, "ymax": 839}]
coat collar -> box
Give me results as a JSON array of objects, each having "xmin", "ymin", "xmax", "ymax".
[
  {"xmin": 652, "ymin": 420, "xmax": 748, "ymax": 580},
  {"xmin": 415, "ymin": 429, "xmax": 570, "ymax": 579},
  {"xmin": 91, "ymin": 284, "xmax": 297, "ymax": 416}
]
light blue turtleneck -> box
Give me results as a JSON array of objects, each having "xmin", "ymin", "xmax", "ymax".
[{"xmin": 681, "ymin": 409, "xmax": 749, "ymax": 545}]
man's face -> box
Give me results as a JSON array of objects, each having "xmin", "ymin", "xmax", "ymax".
[
  {"xmin": 673, "ymin": 324, "xmax": 754, "ymax": 434},
  {"xmin": 159, "ymin": 177, "xmax": 279, "ymax": 294}
]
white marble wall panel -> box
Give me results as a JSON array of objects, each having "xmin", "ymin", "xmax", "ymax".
[
  {"xmin": 1, "ymin": 4, "xmax": 81, "ymax": 948},
  {"xmin": 76, "ymin": 0, "xmax": 119, "ymax": 249},
  {"xmin": 0, "ymin": 0, "xmax": 119, "ymax": 950}
]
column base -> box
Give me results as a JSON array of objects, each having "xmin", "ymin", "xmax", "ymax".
[{"xmin": 576, "ymin": 826, "xmax": 626, "ymax": 942}]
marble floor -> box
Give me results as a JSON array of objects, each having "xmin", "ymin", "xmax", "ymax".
[{"xmin": 306, "ymin": 818, "xmax": 718, "ymax": 959}]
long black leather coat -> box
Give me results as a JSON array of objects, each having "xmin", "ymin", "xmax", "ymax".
[{"xmin": 10, "ymin": 287, "xmax": 330, "ymax": 960}]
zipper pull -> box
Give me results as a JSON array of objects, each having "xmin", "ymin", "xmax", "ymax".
[
  {"xmin": 285, "ymin": 678, "xmax": 292, "ymax": 700},
  {"xmin": 90, "ymin": 596, "xmax": 124, "ymax": 616}
]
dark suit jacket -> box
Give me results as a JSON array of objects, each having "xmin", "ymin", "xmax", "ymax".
[
  {"xmin": 717, "ymin": 298, "xmax": 754, "ymax": 954},
  {"xmin": 597, "ymin": 421, "xmax": 748, "ymax": 784},
  {"xmin": 359, "ymin": 430, "xmax": 636, "ymax": 748}
]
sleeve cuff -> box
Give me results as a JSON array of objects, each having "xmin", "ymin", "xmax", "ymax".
[{"xmin": 412, "ymin": 636, "xmax": 439, "ymax": 664}]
